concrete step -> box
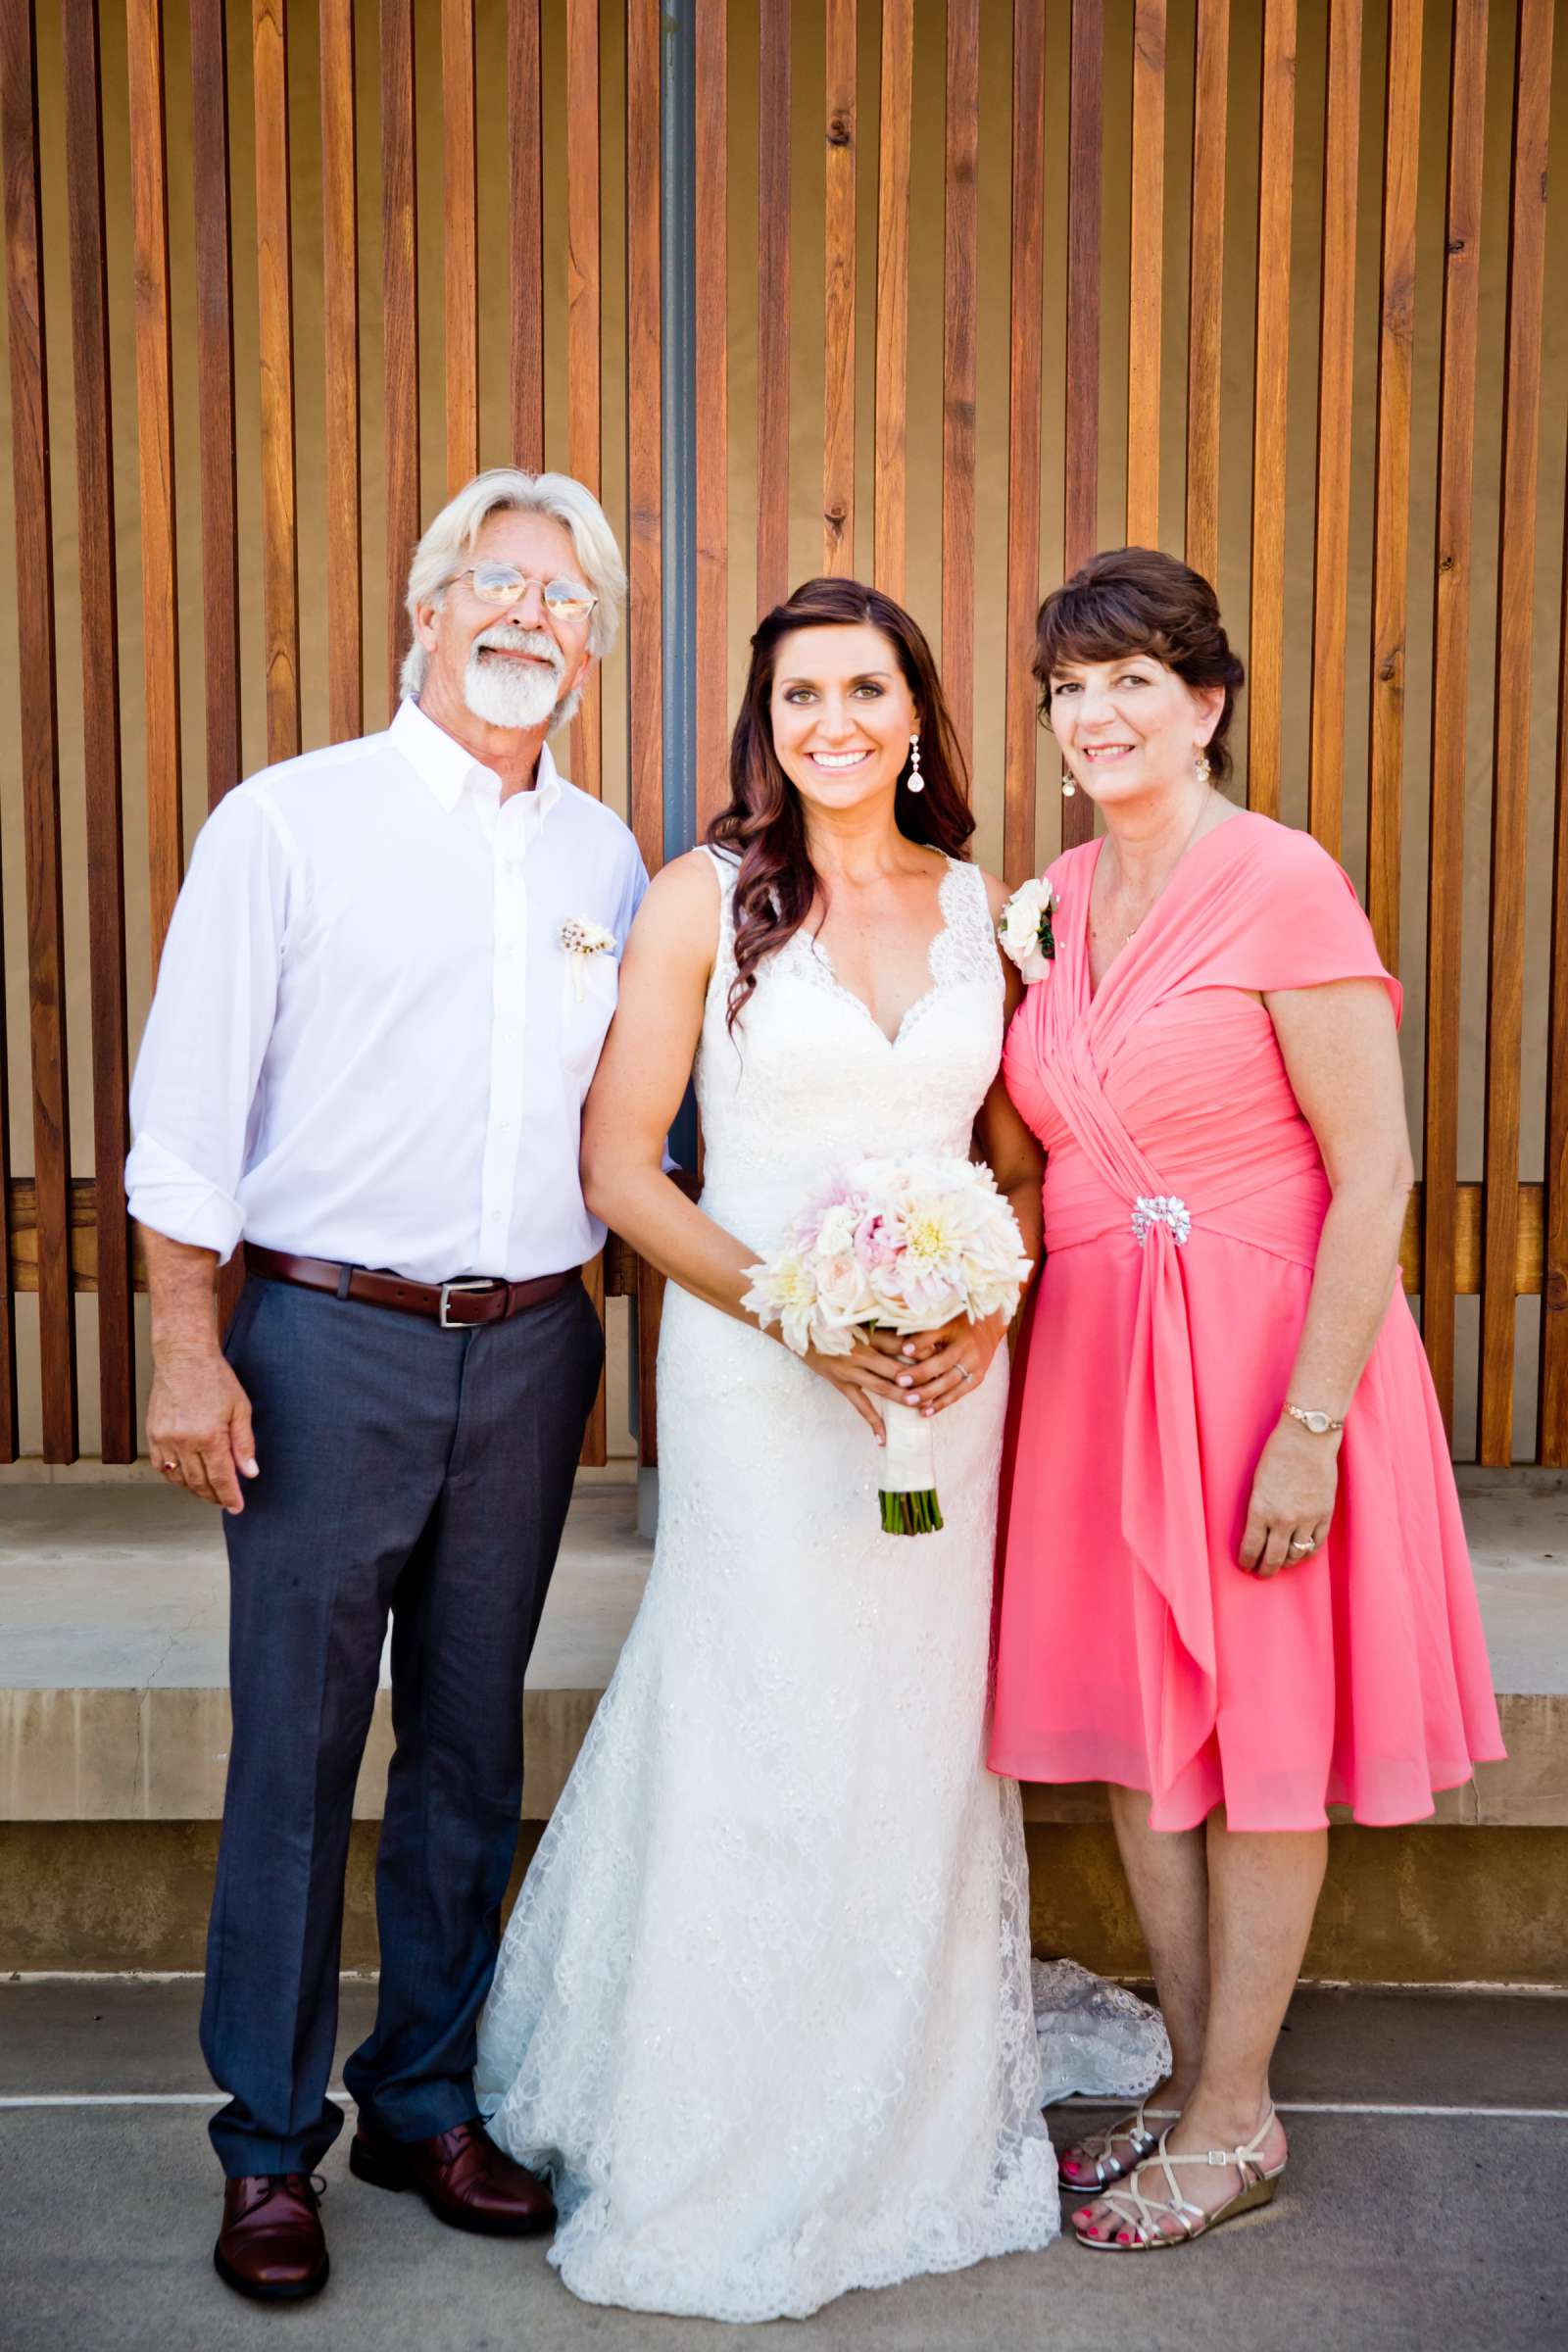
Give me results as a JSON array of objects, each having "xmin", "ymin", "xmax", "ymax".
[
  {"xmin": 2, "ymin": 1474, "xmax": 1565, "ymax": 1980},
  {"xmin": 1, "ymin": 1473, "xmax": 1562, "ymax": 1826}
]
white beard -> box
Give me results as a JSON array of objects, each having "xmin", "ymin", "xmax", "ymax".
[{"xmin": 463, "ymin": 626, "xmax": 570, "ymax": 731}]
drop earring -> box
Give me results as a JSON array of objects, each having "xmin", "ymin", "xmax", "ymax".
[
  {"xmin": 1194, "ymin": 745, "xmax": 1212, "ymax": 785},
  {"xmin": 906, "ymin": 733, "xmax": 925, "ymax": 793},
  {"xmin": 1060, "ymin": 767, "xmax": 1077, "ymax": 798}
]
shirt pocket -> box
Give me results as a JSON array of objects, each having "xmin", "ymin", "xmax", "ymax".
[{"xmin": 559, "ymin": 948, "xmax": 620, "ymax": 1089}]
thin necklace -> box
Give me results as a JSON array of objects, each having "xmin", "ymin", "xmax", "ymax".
[{"xmin": 1103, "ymin": 794, "xmax": 1216, "ymax": 943}]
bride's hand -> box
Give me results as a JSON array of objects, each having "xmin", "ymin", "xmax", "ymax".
[
  {"xmin": 797, "ymin": 1337, "xmax": 923, "ymax": 1443},
  {"xmin": 868, "ymin": 1310, "xmax": 1006, "ymax": 1416}
]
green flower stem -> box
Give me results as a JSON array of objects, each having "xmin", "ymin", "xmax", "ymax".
[{"xmin": 879, "ymin": 1488, "xmax": 945, "ymax": 1538}]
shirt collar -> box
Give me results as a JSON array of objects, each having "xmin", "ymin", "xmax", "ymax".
[{"xmin": 391, "ymin": 697, "xmax": 564, "ymax": 818}]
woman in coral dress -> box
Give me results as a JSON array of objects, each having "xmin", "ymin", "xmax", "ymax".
[{"xmin": 989, "ymin": 548, "xmax": 1505, "ymax": 2253}]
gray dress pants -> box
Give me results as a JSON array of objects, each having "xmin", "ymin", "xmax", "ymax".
[{"xmin": 200, "ymin": 1271, "xmax": 604, "ymax": 2177}]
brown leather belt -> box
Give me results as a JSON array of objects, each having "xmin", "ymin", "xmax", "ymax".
[{"xmin": 243, "ymin": 1245, "xmax": 576, "ymax": 1329}]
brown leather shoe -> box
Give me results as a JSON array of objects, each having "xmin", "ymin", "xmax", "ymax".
[
  {"xmin": 214, "ymin": 2173, "xmax": 329, "ymax": 2302},
  {"xmin": 349, "ymin": 2114, "xmax": 554, "ymax": 2237}
]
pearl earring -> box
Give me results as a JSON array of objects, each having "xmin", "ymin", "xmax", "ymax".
[
  {"xmin": 1194, "ymin": 745, "xmax": 1212, "ymax": 785},
  {"xmin": 906, "ymin": 733, "xmax": 925, "ymax": 794},
  {"xmin": 1060, "ymin": 768, "xmax": 1077, "ymax": 799}
]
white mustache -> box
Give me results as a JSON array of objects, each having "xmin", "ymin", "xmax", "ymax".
[{"xmin": 471, "ymin": 623, "xmax": 564, "ymax": 680}]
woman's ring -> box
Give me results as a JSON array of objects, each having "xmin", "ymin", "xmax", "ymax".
[
  {"xmin": 957, "ymin": 1365, "xmax": 973, "ymax": 1383},
  {"xmin": 161, "ymin": 1459, "xmax": 178, "ymax": 1473},
  {"xmin": 1288, "ymin": 1536, "xmax": 1314, "ymax": 1556}
]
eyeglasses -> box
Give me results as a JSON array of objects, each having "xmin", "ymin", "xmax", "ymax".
[{"xmin": 452, "ymin": 564, "xmax": 598, "ymax": 622}]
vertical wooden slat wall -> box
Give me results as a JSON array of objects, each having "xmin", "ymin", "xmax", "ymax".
[
  {"xmin": 320, "ymin": 0, "xmax": 362, "ymax": 745},
  {"xmin": 1421, "ymin": 0, "xmax": 1487, "ymax": 1440},
  {"xmin": 873, "ymin": 0, "xmax": 910, "ymax": 604},
  {"xmin": 821, "ymin": 0, "xmax": 857, "ymax": 578},
  {"xmin": 508, "ymin": 0, "xmax": 545, "ymax": 469},
  {"xmin": 1004, "ymin": 0, "xmax": 1046, "ymax": 890},
  {"xmin": 254, "ymin": 0, "xmax": 300, "ymax": 766},
  {"xmin": 3, "ymin": 0, "xmax": 71, "ymax": 1455},
  {"xmin": 63, "ymin": 0, "xmax": 132, "ymax": 1458},
  {"xmin": 127, "ymin": 0, "xmax": 183, "ymax": 964},
  {"xmin": 1479, "ymin": 0, "xmax": 1552, "ymax": 1465},
  {"xmin": 7, "ymin": 0, "xmax": 1568, "ymax": 1471},
  {"xmin": 942, "ymin": 0, "xmax": 979, "ymax": 782},
  {"xmin": 1306, "ymin": 0, "xmax": 1361, "ymax": 861},
  {"xmin": 755, "ymin": 0, "xmax": 790, "ymax": 615}
]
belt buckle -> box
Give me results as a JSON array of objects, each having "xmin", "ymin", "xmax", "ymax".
[{"xmin": 438, "ymin": 1278, "xmax": 501, "ymax": 1329}]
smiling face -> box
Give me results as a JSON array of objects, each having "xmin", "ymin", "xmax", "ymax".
[
  {"xmin": 1048, "ymin": 649, "xmax": 1222, "ymax": 808},
  {"xmin": 768, "ymin": 623, "xmax": 919, "ymax": 818},
  {"xmin": 415, "ymin": 509, "xmax": 597, "ymax": 734}
]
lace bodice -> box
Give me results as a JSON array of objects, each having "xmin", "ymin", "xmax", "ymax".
[{"xmin": 695, "ymin": 849, "xmax": 1004, "ymax": 1246}]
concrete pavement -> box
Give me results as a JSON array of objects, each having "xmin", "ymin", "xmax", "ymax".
[{"xmin": 1, "ymin": 1978, "xmax": 1564, "ymax": 2351}]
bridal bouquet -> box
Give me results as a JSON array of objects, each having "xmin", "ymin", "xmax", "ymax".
[{"xmin": 742, "ymin": 1156, "xmax": 1032, "ymax": 1536}]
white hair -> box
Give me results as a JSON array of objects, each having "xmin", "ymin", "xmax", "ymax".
[{"xmin": 399, "ymin": 467, "xmax": 627, "ymax": 702}]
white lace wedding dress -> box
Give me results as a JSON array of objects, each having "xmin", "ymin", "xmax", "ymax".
[{"xmin": 476, "ymin": 850, "xmax": 1167, "ymax": 2322}]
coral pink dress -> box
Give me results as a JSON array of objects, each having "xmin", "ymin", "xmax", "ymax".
[{"xmin": 989, "ymin": 812, "xmax": 1505, "ymax": 1833}]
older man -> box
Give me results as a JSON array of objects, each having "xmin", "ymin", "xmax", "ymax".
[{"xmin": 127, "ymin": 471, "xmax": 645, "ymax": 2301}]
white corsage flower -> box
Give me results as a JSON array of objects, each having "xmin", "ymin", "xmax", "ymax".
[
  {"xmin": 561, "ymin": 915, "xmax": 617, "ymax": 1001},
  {"xmin": 998, "ymin": 877, "xmax": 1057, "ymax": 984}
]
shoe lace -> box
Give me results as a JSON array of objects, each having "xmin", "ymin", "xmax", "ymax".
[{"xmin": 265, "ymin": 2172, "xmax": 326, "ymax": 2207}]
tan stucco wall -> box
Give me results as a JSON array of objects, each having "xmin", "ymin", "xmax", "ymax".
[{"xmin": 1, "ymin": 0, "xmax": 1564, "ymax": 1457}]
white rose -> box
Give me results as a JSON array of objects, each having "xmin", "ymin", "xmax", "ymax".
[{"xmin": 999, "ymin": 878, "xmax": 1056, "ymax": 983}]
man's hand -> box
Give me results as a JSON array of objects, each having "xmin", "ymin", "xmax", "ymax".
[{"xmin": 147, "ymin": 1346, "xmax": 259, "ymax": 1512}]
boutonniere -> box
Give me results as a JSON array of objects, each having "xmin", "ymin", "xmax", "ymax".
[
  {"xmin": 560, "ymin": 915, "xmax": 617, "ymax": 1000},
  {"xmin": 998, "ymin": 878, "xmax": 1057, "ymax": 984}
]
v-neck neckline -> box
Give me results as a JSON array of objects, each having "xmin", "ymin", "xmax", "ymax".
[
  {"xmin": 1081, "ymin": 811, "xmax": 1245, "ymax": 1007},
  {"xmin": 805, "ymin": 858, "xmax": 961, "ymax": 1049}
]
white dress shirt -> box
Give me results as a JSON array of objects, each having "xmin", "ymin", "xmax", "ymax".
[{"xmin": 126, "ymin": 699, "xmax": 649, "ymax": 1281}]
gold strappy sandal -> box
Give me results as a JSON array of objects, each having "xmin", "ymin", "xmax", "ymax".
[
  {"xmin": 1055, "ymin": 2101, "xmax": 1167, "ymax": 2192},
  {"xmin": 1074, "ymin": 2108, "xmax": 1286, "ymax": 2250}
]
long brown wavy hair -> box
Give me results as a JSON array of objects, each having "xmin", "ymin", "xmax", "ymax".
[{"xmin": 706, "ymin": 577, "xmax": 974, "ymax": 1032}]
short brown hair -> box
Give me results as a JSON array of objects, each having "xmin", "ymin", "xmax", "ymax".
[{"xmin": 1033, "ymin": 546, "xmax": 1247, "ymax": 780}]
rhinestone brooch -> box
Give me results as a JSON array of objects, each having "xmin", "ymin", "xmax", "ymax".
[{"xmin": 1131, "ymin": 1194, "xmax": 1192, "ymax": 1245}]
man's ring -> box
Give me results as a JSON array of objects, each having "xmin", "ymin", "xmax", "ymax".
[{"xmin": 161, "ymin": 1458, "xmax": 178, "ymax": 1473}]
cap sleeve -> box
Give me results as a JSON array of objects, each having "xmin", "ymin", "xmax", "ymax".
[{"xmin": 1200, "ymin": 820, "xmax": 1401, "ymax": 1025}]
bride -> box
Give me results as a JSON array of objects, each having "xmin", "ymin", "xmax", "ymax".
[{"xmin": 476, "ymin": 577, "xmax": 1165, "ymax": 2322}]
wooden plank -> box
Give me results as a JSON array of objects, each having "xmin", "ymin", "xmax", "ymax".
[
  {"xmin": 2, "ymin": 0, "xmax": 68, "ymax": 1453},
  {"xmin": 320, "ymin": 0, "xmax": 362, "ymax": 743},
  {"xmin": 627, "ymin": 0, "xmax": 662, "ymax": 1464},
  {"xmin": 756, "ymin": 0, "xmax": 790, "ymax": 612},
  {"xmin": 1126, "ymin": 0, "xmax": 1166, "ymax": 548},
  {"xmin": 508, "ymin": 0, "xmax": 544, "ymax": 468},
  {"xmin": 566, "ymin": 0, "xmax": 604, "ymax": 1467},
  {"xmin": 1365, "ymin": 0, "xmax": 1423, "ymax": 967},
  {"xmin": 943, "ymin": 0, "xmax": 979, "ymax": 778},
  {"xmin": 1543, "ymin": 454, "xmax": 1568, "ymax": 1461},
  {"xmin": 382, "ymin": 0, "xmax": 419, "ymax": 718},
  {"xmin": 442, "ymin": 0, "xmax": 477, "ymax": 494},
  {"xmin": 873, "ymin": 0, "xmax": 911, "ymax": 599},
  {"xmin": 822, "ymin": 0, "xmax": 857, "ymax": 577},
  {"xmin": 1480, "ymin": 0, "xmax": 1553, "ymax": 1464},
  {"xmin": 63, "ymin": 0, "xmax": 133, "ymax": 1459},
  {"xmin": 191, "ymin": 0, "xmax": 242, "ymax": 801},
  {"xmin": 254, "ymin": 0, "xmax": 300, "ymax": 765},
  {"xmin": 694, "ymin": 0, "xmax": 728, "ymax": 835},
  {"xmin": 1305, "ymin": 0, "xmax": 1363, "ymax": 859},
  {"xmin": 1004, "ymin": 0, "xmax": 1047, "ymax": 886},
  {"xmin": 1062, "ymin": 0, "xmax": 1102, "ymax": 851},
  {"xmin": 1184, "ymin": 0, "xmax": 1227, "ymax": 585},
  {"xmin": 1420, "ymin": 0, "xmax": 1485, "ymax": 1435},
  {"xmin": 127, "ymin": 0, "xmax": 183, "ymax": 963},
  {"xmin": 1247, "ymin": 0, "xmax": 1297, "ymax": 818},
  {"xmin": 565, "ymin": 0, "xmax": 602, "ymax": 804}
]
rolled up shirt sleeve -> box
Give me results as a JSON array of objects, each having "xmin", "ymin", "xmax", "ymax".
[{"xmin": 125, "ymin": 788, "xmax": 295, "ymax": 1262}]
